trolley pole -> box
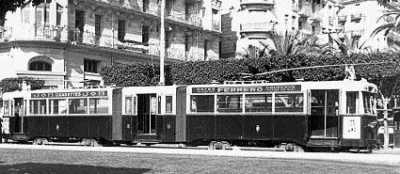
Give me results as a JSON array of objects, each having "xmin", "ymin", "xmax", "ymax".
[
  {"xmin": 159, "ymin": 0, "xmax": 166, "ymax": 86},
  {"xmin": 384, "ymin": 98, "xmax": 389, "ymax": 149}
]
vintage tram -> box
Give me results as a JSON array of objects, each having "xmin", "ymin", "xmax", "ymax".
[{"xmin": 1, "ymin": 79, "xmax": 379, "ymax": 151}]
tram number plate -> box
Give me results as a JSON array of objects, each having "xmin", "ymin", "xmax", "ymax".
[{"xmin": 342, "ymin": 117, "xmax": 361, "ymax": 139}]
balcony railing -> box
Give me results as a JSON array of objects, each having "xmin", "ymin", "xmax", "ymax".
[
  {"xmin": 240, "ymin": 0, "xmax": 274, "ymax": 6},
  {"xmin": 338, "ymin": 16, "xmax": 347, "ymax": 22},
  {"xmin": 0, "ymin": 26, "xmax": 9, "ymax": 41},
  {"xmin": 212, "ymin": 20, "xmax": 220, "ymax": 31},
  {"xmin": 211, "ymin": 0, "xmax": 222, "ymax": 8},
  {"xmin": 351, "ymin": 14, "xmax": 363, "ymax": 21},
  {"xmin": 2, "ymin": 25, "xmax": 201, "ymax": 60},
  {"xmin": 240, "ymin": 22, "xmax": 274, "ymax": 33}
]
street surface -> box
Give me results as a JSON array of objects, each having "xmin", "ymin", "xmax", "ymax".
[{"xmin": 0, "ymin": 144, "xmax": 399, "ymax": 174}]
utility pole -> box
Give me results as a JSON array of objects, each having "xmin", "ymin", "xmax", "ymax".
[
  {"xmin": 159, "ymin": 0, "xmax": 166, "ymax": 86},
  {"xmin": 384, "ymin": 98, "xmax": 389, "ymax": 149}
]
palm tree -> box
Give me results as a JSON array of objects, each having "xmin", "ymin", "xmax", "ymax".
[
  {"xmin": 371, "ymin": 0, "xmax": 400, "ymax": 51},
  {"xmin": 260, "ymin": 30, "xmax": 329, "ymax": 57},
  {"xmin": 327, "ymin": 34, "xmax": 370, "ymax": 56}
]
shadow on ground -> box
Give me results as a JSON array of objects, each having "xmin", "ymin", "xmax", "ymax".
[{"xmin": 0, "ymin": 163, "xmax": 151, "ymax": 174}]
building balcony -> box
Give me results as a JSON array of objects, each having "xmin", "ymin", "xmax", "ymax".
[
  {"xmin": 212, "ymin": 20, "xmax": 221, "ymax": 31},
  {"xmin": 240, "ymin": 0, "xmax": 274, "ymax": 10},
  {"xmin": 338, "ymin": 16, "xmax": 347, "ymax": 22},
  {"xmin": 348, "ymin": 30, "xmax": 364, "ymax": 37},
  {"xmin": 299, "ymin": 6, "xmax": 313, "ymax": 17},
  {"xmin": 79, "ymin": 0, "xmax": 207, "ymax": 32},
  {"xmin": 351, "ymin": 14, "xmax": 363, "ymax": 21},
  {"xmin": 240, "ymin": 22, "xmax": 275, "ymax": 33},
  {"xmin": 211, "ymin": 0, "xmax": 222, "ymax": 9},
  {"xmin": 0, "ymin": 25, "xmax": 66, "ymax": 42}
]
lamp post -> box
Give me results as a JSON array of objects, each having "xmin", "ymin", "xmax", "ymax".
[{"xmin": 159, "ymin": 0, "xmax": 166, "ymax": 86}]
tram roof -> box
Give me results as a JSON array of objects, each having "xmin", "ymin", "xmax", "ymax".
[{"xmin": 187, "ymin": 79, "xmax": 378, "ymax": 92}]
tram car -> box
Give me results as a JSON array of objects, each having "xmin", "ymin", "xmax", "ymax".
[{"xmin": 1, "ymin": 79, "xmax": 379, "ymax": 151}]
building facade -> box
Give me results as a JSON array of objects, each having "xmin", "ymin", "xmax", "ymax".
[
  {"xmin": 221, "ymin": 0, "xmax": 341, "ymax": 59},
  {"xmin": 0, "ymin": 0, "xmax": 222, "ymax": 88},
  {"xmin": 338, "ymin": 0, "xmax": 389, "ymax": 51}
]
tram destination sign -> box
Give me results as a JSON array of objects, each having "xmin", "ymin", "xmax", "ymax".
[
  {"xmin": 31, "ymin": 91, "xmax": 108, "ymax": 98},
  {"xmin": 192, "ymin": 85, "xmax": 301, "ymax": 93}
]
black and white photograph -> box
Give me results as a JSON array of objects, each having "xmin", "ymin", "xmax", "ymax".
[{"xmin": 0, "ymin": 0, "xmax": 400, "ymax": 173}]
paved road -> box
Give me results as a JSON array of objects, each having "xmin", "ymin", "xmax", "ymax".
[{"xmin": 0, "ymin": 144, "xmax": 399, "ymax": 174}]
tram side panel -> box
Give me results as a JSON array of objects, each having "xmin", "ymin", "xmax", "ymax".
[
  {"xmin": 273, "ymin": 115, "xmax": 307, "ymax": 145},
  {"xmin": 242, "ymin": 115, "xmax": 273, "ymax": 142},
  {"xmin": 215, "ymin": 115, "xmax": 243, "ymax": 141}
]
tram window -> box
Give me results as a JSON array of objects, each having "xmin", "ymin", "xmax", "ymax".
[
  {"xmin": 363, "ymin": 92, "xmax": 375, "ymax": 114},
  {"xmin": 89, "ymin": 98, "xmax": 109, "ymax": 114},
  {"xmin": 245, "ymin": 94, "xmax": 272, "ymax": 112},
  {"xmin": 69, "ymin": 98, "xmax": 88, "ymax": 114},
  {"xmin": 125, "ymin": 97, "xmax": 133, "ymax": 114},
  {"xmin": 190, "ymin": 95, "xmax": 214, "ymax": 113},
  {"xmin": 29, "ymin": 100, "xmax": 47, "ymax": 115},
  {"xmin": 346, "ymin": 92, "xmax": 358, "ymax": 114},
  {"xmin": 275, "ymin": 93, "xmax": 304, "ymax": 112},
  {"xmin": 217, "ymin": 95, "xmax": 242, "ymax": 113},
  {"xmin": 166, "ymin": 96, "xmax": 173, "ymax": 113},
  {"xmin": 3, "ymin": 101, "xmax": 10, "ymax": 116},
  {"xmin": 49, "ymin": 99, "xmax": 67, "ymax": 115}
]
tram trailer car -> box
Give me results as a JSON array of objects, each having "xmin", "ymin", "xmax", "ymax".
[{"xmin": 1, "ymin": 79, "xmax": 379, "ymax": 151}]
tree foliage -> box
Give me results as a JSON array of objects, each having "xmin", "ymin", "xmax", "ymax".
[
  {"xmin": 100, "ymin": 53, "xmax": 400, "ymax": 97},
  {"xmin": 0, "ymin": 77, "xmax": 45, "ymax": 93},
  {"xmin": 0, "ymin": 0, "xmax": 43, "ymax": 25}
]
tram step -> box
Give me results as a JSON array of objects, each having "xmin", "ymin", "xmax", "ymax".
[
  {"xmin": 307, "ymin": 139, "xmax": 339, "ymax": 147},
  {"xmin": 135, "ymin": 135, "xmax": 160, "ymax": 144}
]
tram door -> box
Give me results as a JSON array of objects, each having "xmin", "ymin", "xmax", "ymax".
[
  {"xmin": 137, "ymin": 94, "xmax": 157, "ymax": 135},
  {"xmin": 310, "ymin": 90, "xmax": 339, "ymax": 138},
  {"xmin": 13, "ymin": 98, "xmax": 24, "ymax": 133}
]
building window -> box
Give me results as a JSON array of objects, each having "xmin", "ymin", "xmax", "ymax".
[
  {"xmin": 142, "ymin": 25, "xmax": 149, "ymax": 45},
  {"xmin": 95, "ymin": 15, "xmax": 102, "ymax": 40},
  {"xmin": 75, "ymin": 10, "xmax": 85, "ymax": 42},
  {"xmin": 204, "ymin": 39, "xmax": 208, "ymax": 60},
  {"xmin": 22, "ymin": 7, "xmax": 30, "ymax": 24},
  {"xmin": 185, "ymin": 34, "xmax": 190, "ymax": 59},
  {"xmin": 143, "ymin": 0, "xmax": 149, "ymax": 12},
  {"xmin": 166, "ymin": 0, "xmax": 175, "ymax": 16},
  {"xmin": 165, "ymin": 30, "xmax": 171, "ymax": 49},
  {"xmin": 84, "ymin": 59, "xmax": 99, "ymax": 73},
  {"xmin": 36, "ymin": 0, "xmax": 51, "ymax": 26},
  {"xmin": 118, "ymin": 20, "xmax": 126, "ymax": 41},
  {"xmin": 56, "ymin": 3, "xmax": 62, "ymax": 26},
  {"xmin": 29, "ymin": 61, "xmax": 52, "ymax": 71}
]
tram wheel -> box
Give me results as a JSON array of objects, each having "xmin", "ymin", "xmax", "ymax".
[
  {"xmin": 208, "ymin": 141, "xmax": 230, "ymax": 150},
  {"xmin": 33, "ymin": 138, "xmax": 48, "ymax": 145},
  {"xmin": 285, "ymin": 143, "xmax": 304, "ymax": 152}
]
